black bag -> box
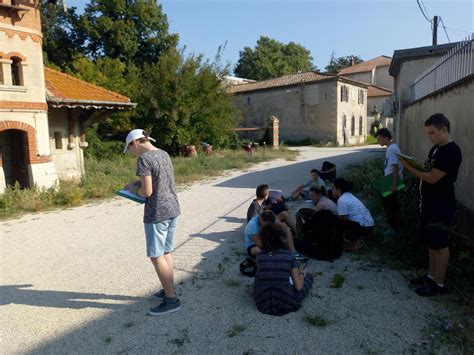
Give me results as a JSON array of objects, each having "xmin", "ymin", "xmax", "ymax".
[
  {"xmin": 296, "ymin": 209, "xmax": 343, "ymax": 261},
  {"xmin": 239, "ymin": 257, "xmax": 257, "ymax": 277}
]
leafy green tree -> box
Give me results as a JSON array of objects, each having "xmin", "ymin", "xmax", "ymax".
[
  {"xmin": 134, "ymin": 49, "xmax": 237, "ymax": 152},
  {"xmin": 234, "ymin": 36, "xmax": 315, "ymax": 80},
  {"xmin": 78, "ymin": 0, "xmax": 178, "ymax": 66},
  {"xmin": 325, "ymin": 53, "xmax": 364, "ymax": 73},
  {"xmin": 40, "ymin": 2, "xmax": 82, "ymax": 69}
]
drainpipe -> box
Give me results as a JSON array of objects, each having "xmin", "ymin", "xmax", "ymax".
[{"xmin": 67, "ymin": 108, "xmax": 75, "ymax": 150}]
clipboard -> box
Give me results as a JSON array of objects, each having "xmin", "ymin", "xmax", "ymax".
[
  {"xmin": 396, "ymin": 153, "xmax": 427, "ymax": 171},
  {"xmin": 116, "ymin": 189, "xmax": 146, "ymax": 204},
  {"xmin": 378, "ymin": 174, "xmax": 406, "ymax": 197}
]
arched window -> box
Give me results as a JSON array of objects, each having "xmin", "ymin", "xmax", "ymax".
[
  {"xmin": 342, "ymin": 114, "xmax": 347, "ymax": 129},
  {"xmin": 359, "ymin": 115, "xmax": 363, "ymax": 135},
  {"xmin": 351, "ymin": 115, "xmax": 355, "ymax": 136},
  {"xmin": 11, "ymin": 57, "xmax": 23, "ymax": 86}
]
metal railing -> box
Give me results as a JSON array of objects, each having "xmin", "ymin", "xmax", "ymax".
[{"xmin": 411, "ymin": 34, "xmax": 474, "ymax": 101}]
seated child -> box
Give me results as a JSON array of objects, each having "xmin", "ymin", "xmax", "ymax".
[
  {"xmin": 246, "ymin": 184, "xmax": 269, "ymax": 222},
  {"xmin": 265, "ymin": 190, "xmax": 297, "ymax": 233},
  {"xmin": 253, "ymin": 224, "xmax": 313, "ymax": 316},
  {"xmin": 332, "ymin": 178, "xmax": 374, "ymax": 252},
  {"xmin": 316, "ymin": 161, "xmax": 337, "ymax": 182},
  {"xmin": 291, "ymin": 169, "xmax": 325, "ymax": 199}
]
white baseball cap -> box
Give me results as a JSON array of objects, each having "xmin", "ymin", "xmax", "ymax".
[{"xmin": 123, "ymin": 129, "xmax": 156, "ymax": 153}]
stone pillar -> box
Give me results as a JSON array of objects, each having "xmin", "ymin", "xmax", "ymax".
[{"xmin": 268, "ymin": 116, "xmax": 279, "ymax": 150}]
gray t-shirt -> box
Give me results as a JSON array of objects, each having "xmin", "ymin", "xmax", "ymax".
[{"xmin": 136, "ymin": 149, "xmax": 180, "ymax": 224}]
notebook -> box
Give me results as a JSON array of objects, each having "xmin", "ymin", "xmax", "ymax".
[
  {"xmin": 396, "ymin": 153, "xmax": 427, "ymax": 171},
  {"xmin": 378, "ymin": 174, "xmax": 406, "ymax": 197},
  {"xmin": 116, "ymin": 189, "xmax": 146, "ymax": 204}
]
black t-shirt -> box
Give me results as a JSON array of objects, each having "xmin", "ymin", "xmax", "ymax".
[{"xmin": 420, "ymin": 142, "xmax": 462, "ymax": 209}]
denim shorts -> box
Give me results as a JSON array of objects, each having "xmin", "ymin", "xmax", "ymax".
[{"xmin": 144, "ymin": 217, "xmax": 178, "ymax": 257}]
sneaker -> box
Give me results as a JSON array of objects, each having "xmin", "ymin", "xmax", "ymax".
[
  {"xmin": 153, "ymin": 289, "xmax": 165, "ymax": 300},
  {"xmin": 148, "ymin": 298, "xmax": 181, "ymax": 316},
  {"xmin": 415, "ymin": 283, "xmax": 449, "ymax": 297},
  {"xmin": 409, "ymin": 274, "xmax": 433, "ymax": 287},
  {"xmin": 293, "ymin": 251, "xmax": 309, "ymax": 263}
]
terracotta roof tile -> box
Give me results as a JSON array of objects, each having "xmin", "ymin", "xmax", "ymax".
[
  {"xmin": 44, "ymin": 67, "xmax": 133, "ymax": 105},
  {"xmin": 338, "ymin": 56, "xmax": 392, "ymax": 75},
  {"xmin": 228, "ymin": 71, "xmax": 342, "ymax": 94},
  {"xmin": 367, "ymin": 84, "xmax": 392, "ymax": 97}
]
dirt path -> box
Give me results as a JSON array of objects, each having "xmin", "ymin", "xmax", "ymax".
[{"xmin": 0, "ymin": 146, "xmax": 443, "ymax": 354}]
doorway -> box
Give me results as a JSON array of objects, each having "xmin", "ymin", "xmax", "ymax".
[{"xmin": 0, "ymin": 129, "xmax": 30, "ymax": 188}]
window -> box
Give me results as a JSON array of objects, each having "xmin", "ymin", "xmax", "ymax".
[
  {"xmin": 342, "ymin": 114, "xmax": 346, "ymax": 129},
  {"xmin": 247, "ymin": 97, "xmax": 250, "ymax": 105},
  {"xmin": 54, "ymin": 132, "xmax": 63, "ymax": 150},
  {"xmin": 340, "ymin": 85, "xmax": 349, "ymax": 103},
  {"xmin": 359, "ymin": 116, "xmax": 363, "ymax": 135},
  {"xmin": 11, "ymin": 57, "xmax": 23, "ymax": 86},
  {"xmin": 358, "ymin": 89, "xmax": 364, "ymax": 105},
  {"xmin": 351, "ymin": 115, "xmax": 355, "ymax": 136},
  {"xmin": 340, "ymin": 86, "xmax": 343, "ymax": 102},
  {"xmin": 324, "ymin": 93, "xmax": 327, "ymax": 101}
]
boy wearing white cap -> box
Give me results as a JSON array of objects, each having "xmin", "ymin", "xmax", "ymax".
[{"xmin": 124, "ymin": 129, "xmax": 181, "ymax": 315}]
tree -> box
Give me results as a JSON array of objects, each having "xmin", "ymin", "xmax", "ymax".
[
  {"xmin": 78, "ymin": 0, "xmax": 179, "ymax": 66},
  {"xmin": 234, "ymin": 36, "xmax": 315, "ymax": 80},
  {"xmin": 325, "ymin": 53, "xmax": 364, "ymax": 73},
  {"xmin": 134, "ymin": 49, "xmax": 237, "ymax": 152},
  {"xmin": 40, "ymin": 2, "xmax": 82, "ymax": 69}
]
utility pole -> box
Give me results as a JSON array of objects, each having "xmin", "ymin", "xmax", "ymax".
[{"xmin": 432, "ymin": 15, "xmax": 438, "ymax": 45}]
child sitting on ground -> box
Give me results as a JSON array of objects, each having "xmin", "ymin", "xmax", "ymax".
[{"xmin": 253, "ymin": 224, "xmax": 313, "ymax": 316}]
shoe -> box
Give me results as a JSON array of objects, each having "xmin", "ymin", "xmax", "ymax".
[
  {"xmin": 415, "ymin": 283, "xmax": 449, "ymax": 297},
  {"xmin": 153, "ymin": 289, "xmax": 165, "ymax": 300},
  {"xmin": 293, "ymin": 251, "xmax": 309, "ymax": 263},
  {"xmin": 409, "ymin": 274, "xmax": 433, "ymax": 287},
  {"xmin": 148, "ymin": 298, "xmax": 181, "ymax": 316}
]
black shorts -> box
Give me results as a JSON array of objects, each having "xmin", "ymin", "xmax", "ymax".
[{"xmin": 420, "ymin": 205, "xmax": 455, "ymax": 249}]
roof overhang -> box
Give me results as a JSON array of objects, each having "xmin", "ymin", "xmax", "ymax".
[
  {"xmin": 47, "ymin": 97, "xmax": 137, "ymax": 110},
  {"xmin": 389, "ymin": 43, "xmax": 457, "ymax": 77}
]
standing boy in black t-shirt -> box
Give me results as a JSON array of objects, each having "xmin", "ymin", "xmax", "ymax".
[{"xmin": 400, "ymin": 114, "xmax": 462, "ymax": 297}]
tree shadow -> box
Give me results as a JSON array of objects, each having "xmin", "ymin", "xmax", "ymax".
[{"xmin": 0, "ymin": 284, "xmax": 141, "ymax": 310}]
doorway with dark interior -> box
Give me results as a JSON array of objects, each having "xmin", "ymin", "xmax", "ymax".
[{"xmin": 0, "ymin": 129, "xmax": 30, "ymax": 189}]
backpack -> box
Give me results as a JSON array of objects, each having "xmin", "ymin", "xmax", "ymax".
[{"xmin": 298, "ymin": 209, "xmax": 343, "ymax": 261}]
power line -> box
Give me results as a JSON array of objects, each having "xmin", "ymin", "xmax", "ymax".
[
  {"xmin": 443, "ymin": 26, "xmax": 473, "ymax": 34},
  {"xmin": 420, "ymin": 0, "xmax": 431, "ymax": 19},
  {"xmin": 416, "ymin": 0, "xmax": 432, "ymax": 22},
  {"xmin": 439, "ymin": 17, "xmax": 451, "ymax": 43}
]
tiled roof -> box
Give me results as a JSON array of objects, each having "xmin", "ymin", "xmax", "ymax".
[
  {"xmin": 338, "ymin": 56, "xmax": 392, "ymax": 75},
  {"xmin": 45, "ymin": 67, "xmax": 134, "ymax": 108},
  {"xmin": 228, "ymin": 71, "xmax": 367, "ymax": 94},
  {"xmin": 367, "ymin": 84, "xmax": 392, "ymax": 97}
]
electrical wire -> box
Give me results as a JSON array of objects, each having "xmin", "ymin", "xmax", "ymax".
[
  {"xmin": 439, "ymin": 17, "xmax": 451, "ymax": 43},
  {"xmin": 416, "ymin": 0, "xmax": 432, "ymax": 22}
]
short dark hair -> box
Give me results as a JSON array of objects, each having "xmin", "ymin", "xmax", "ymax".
[
  {"xmin": 258, "ymin": 223, "xmax": 288, "ymax": 251},
  {"xmin": 333, "ymin": 178, "xmax": 353, "ymax": 193},
  {"xmin": 425, "ymin": 113, "xmax": 450, "ymax": 133},
  {"xmin": 375, "ymin": 128, "xmax": 392, "ymax": 140},
  {"xmin": 259, "ymin": 210, "xmax": 276, "ymax": 224},
  {"xmin": 256, "ymin": 184, "xmax": 269, "ymax": 199},
  {"xmin": 309, "ymin": 185, "xmax": 327, "ymax": 197},
  {"xmin": 310, "ymin": 169, "xmax": 319, "ymax": 174}
]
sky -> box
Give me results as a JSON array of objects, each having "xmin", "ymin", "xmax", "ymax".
[{"xmin": 66, "ymin": 0, "xmax": 473, "ymax": 74}]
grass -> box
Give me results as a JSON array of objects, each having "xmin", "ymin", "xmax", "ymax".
[
  {"xmin": 227, "ymin": 324, "xmax": 246, "ymax": 337},
  {"xmin": 303, "ymin": 314, "xmax": 330, "ymax": 327},
  {"xmin": 330, "ymin": 273, "xmax": 345, "ymax": 288},
  {"xmin": 0, "ymin": 146, "xmax": 296, "ymax": 220}
]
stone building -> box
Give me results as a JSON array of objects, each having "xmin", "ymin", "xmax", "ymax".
[
  {"xmin": 0, "ymin": 1, "xmax": 134, "ymax": 192},
  {"xmin": 229, "ymin": 71, "xmax": 368, "ymax": 146}
]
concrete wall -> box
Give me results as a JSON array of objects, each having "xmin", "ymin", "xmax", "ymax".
[
  {"xmin": 336, "ymin": 83, "xmax": 367, "ymax": 146},
  {"xmin": 368, "ymin": 96, "xmax": 388, "ymax": 116},
  {"xmin": 374, "ymin": 66, "xmax": 394, "ymax": 90},
  {"xmin": 401, "ymin": 79, "xmax": 474, "ymax": 212},
  {"xmin": 48, "ymin": 109, "xmax": 84, "ymax": 180},
  {"xmin": 393, "ymin": 57, "xmax": 447, "ymax": 145}
]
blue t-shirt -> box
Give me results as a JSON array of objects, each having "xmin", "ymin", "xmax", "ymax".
[{"xmin": 244, "ymin": 216, "xmax": 260, "ymax": 248}]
